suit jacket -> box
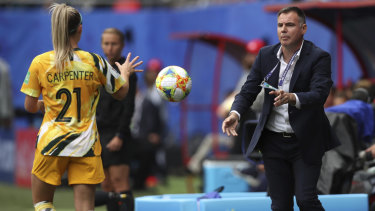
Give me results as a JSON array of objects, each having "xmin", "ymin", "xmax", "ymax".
[{"xmin": 231, "ymin": 40, "xmax": 340, "ymax": 164}]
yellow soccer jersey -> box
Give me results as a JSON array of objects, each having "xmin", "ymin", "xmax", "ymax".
[{"xmin": 21, "ymin": 49, "xmax": 125, "ymax": 157}]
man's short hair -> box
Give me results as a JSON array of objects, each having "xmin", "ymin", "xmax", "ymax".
[
  {"xmin": 277, "ymin": 6, "xmax": 306, "ymax": 25},
  {"xmin": 351, "ymin": 88, "xmax": 370, "ymax": 103}
]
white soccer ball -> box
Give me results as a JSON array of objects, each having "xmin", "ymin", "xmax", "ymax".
[{"xmin": 155, "ymin": 65, "xmax": 192, "ymax": 102}]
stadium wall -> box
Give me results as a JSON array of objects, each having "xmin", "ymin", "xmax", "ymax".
[{"xmin": 0, "ymin": 2, "xmax": 362, "ymax": 181}]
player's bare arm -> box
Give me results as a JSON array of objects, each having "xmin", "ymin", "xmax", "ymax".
[{"xmin": 113, "ymin": 52, "xmax": 143, "ymax": 100}]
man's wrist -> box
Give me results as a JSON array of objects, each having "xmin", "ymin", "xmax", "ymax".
[
  {"xmin": 292, "ymin": 93, "xmax": 301, "ymax": 108},
  {"xmin": 288, "ymin": 93, "xmax": 296, "ymax": 106},
  {"xmin": 229, "ymin": 110, "xmax": 240, "ymax": 121}
]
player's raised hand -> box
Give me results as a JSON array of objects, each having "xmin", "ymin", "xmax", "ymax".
[
  {"xmin": 115, "ymin": 52, "xmax": 143, "ymax": 77},
  {"xmin": 112, "ymin": 53, "xmax": 144, "ymax": 100},
  {"xmin": 222, "ymin": 112, "xmax": 239, "ymax": 136}
]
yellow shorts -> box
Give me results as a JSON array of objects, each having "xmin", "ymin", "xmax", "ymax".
[{"xmin": 32, "ymin": 149, "xmax": 105, "ymax": 186}]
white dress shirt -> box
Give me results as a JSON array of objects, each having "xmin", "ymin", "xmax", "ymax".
[
  {"xmin": 230, "ymin": 42, "xmax": 304, "ymax": 134},
  {"xmin": 265, "ymin": 42, "xmax": 303, "ymax": 133}
]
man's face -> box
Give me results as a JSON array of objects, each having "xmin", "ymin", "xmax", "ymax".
[
  {"xmin": 277, "ymin": 11, "xmax": 306, "ymax": 49},
  {"xmin": 101, "ymin": 33, "xmax": 124, "ymax": 63}
]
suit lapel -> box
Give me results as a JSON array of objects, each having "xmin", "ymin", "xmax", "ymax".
[
  {"xmin": 267, "ymin": 47, "xmax": 281, "ymax": 89},
  {"xmin": 268, "ymin": 62, "xmax": 280, "ymax": 89},
  {"xmin": 290, "ymin": 41, "xmax": 311, "ymax": 91}
]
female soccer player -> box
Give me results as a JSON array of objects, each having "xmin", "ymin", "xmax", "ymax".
[{"xmin": 20, "ymin": 3, "xmax": 142, "ymax": 211}]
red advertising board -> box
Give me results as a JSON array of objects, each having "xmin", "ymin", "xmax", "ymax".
[{"xmin": 15, "ymin": 128, "xmax": 38, "ymax": 188}]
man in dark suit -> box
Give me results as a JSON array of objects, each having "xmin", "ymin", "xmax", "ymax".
[{"xmin": 222, "ymin": 6, "xmax": 340, "ymax": 211}]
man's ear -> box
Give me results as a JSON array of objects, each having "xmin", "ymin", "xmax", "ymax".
[{"xmin": 302, "ymin": 24, "xmax": 307, "ymax": 35}]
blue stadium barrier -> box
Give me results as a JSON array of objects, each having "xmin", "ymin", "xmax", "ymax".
[
  {"xmin": 135, "ymin": 193, "xmax": 368, "ymax": 211},
  {"xmin": 199, "ymin": 194, "xmax": 369, "ymax": 211},
  {"xmin": 136, "ymin": 192, "xmax": 267, "ymax": 211},
  {"xmin": 317, "ymin": 194, "xmax": 368, "ymax": 211},
  {"xmin": 203, "ymin": 159, "xmax": 251, "ymax": 192}
]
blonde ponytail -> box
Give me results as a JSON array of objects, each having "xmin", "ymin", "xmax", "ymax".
[{"xmin": 49, "ymin": 3, "xmax": 81, "ymax": 72}]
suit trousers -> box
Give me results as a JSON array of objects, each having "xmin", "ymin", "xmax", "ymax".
[{"xmin": 260, "ymin": 129, "xmax": 324, "ymax": 211}]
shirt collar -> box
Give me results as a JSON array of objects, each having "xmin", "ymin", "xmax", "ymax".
[{"xmin": 276, "ymin": 40, "xmax": 304, "ymax": 60}]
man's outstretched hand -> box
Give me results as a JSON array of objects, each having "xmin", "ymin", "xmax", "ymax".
[{"xmin": 222, "ymin": 112, "xmax": 239, "ymax": 136}]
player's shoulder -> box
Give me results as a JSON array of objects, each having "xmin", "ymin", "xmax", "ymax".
[
  {"xmin": 32, "ymin": 51, "xmax": 54, "ymax": 63},
  {"xmin": 74, "ymin": 48, "xmax": 97, "ymax": 60},
  {"xmin": 74, "ymin": 48, "xmax": 105, "ymax": 66}
]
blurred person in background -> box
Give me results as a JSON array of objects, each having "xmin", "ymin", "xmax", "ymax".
[
  {"xmin": 0, "ymin": 56, "xmax": 13, "ymax": 129},
  {"xmin": 333, "ymin": 90, "xmax": 349, "ymax": 106},
  {"xmin": 326, "ymin": 87, "xmax": 374, "ymax": 144},
  {"xmin": 318, "ymin": 87, "xmax": 374, "ymax": 195},
  {"xmin": 186, "ymin": 39, "xmax": 266, "ymax": 175},
  {"xmin": 20, "ymin": 4, "xmax": 142, "ymax": 211},
  {"xmin": 94, "ymin": 28, "xmax": 137, "ymax": 211},
  {"xmin": 131, "ymin": 58, "xmax": 168, "ymax": 189},
  {"xmin": 353, "ymin": 78, "xmax": 375, "ymax": 103},
  {"xmin": 324, "ymin": 87, "xmax": 348, "ymax": 108},
  {"xmin": 229, "ymin": 39, "xmax": 266, "ymax": 155}
]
